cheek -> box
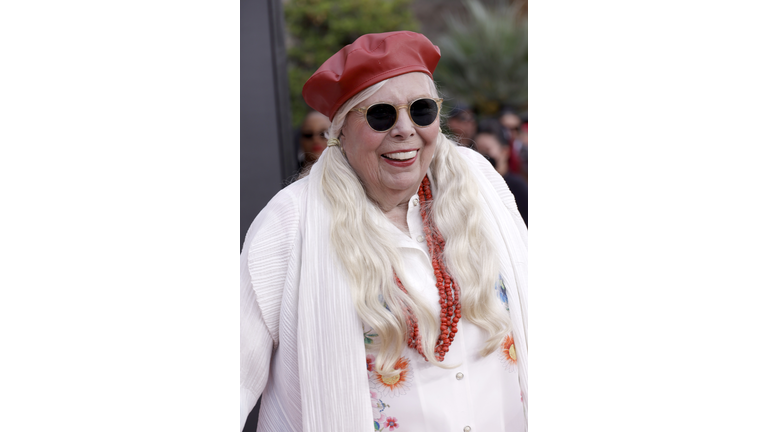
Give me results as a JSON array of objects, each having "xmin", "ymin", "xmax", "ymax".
[
  {"xmin": 360, "ymin": 146, "xmax": 383, "ymax": 172},
  {"xmin": 421, "ymin": 126, "xmax": 440, "ymax": 155},
  {"xmin": 343, "ymin": 130, "xmax": 382, "ymax": 171}
]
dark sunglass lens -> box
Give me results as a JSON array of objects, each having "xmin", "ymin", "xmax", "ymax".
[
  {"xmin": 410, "ymin": 99, "xmax": 438, "ymax": 126},
  {"xmin": 366, "ymin": 104, "xmax": 397, "ymax": 131}
]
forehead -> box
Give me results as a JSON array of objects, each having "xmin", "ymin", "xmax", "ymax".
[
  {"xmin": 362, "ymin": 73, "xmax": 432, "ymax": 105},
  {"xmin": 501, "ymin": 113, "xmax": 521, "ymax": 126},
  {"xmin": 475, "ymin": 133, "xmax": 501, "ymax": 147},
  {"xmin": 302, "ymin": 112, "xmax": 330, "ymax": 130}
]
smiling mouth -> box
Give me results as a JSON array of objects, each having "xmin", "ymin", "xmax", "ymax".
[{"xmin": 381, "ymin": 150, "xmax": 418, "ymax": 161}]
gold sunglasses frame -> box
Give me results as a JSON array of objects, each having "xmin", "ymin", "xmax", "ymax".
[{"xmin": 351, "ymin": 97, "xmax": 443, "ymax": 133}]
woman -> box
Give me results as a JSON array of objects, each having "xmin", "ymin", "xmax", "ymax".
[
  {"xmin": 241, "ymin": 31, "xmax": 528, "ymax": 432},
  {"xmin": 297, "ymin": 109, "xmax": 331, "ymax": 171}
]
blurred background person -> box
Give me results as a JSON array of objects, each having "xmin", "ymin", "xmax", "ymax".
[
  {"xmin": 445, "ymin": 103, "xmax": 476, "ymax": 147},
  {"xmin": 474, "ymin": 118, "xmax": 528, "ymax": 226},
  {"xmin": 517, "ymin": 122, "xmax": 528, "ymax": 183},
  {"xmin": 499, "ymin": 107, "xmax": 522, "ymax": 143},
  {"xmin": 499, "ymin": 107, "xmax": 525, "ymax": 181},
  {"xmin": 297, "ymin": 110, "xmax": 331, "ymax": 171}
]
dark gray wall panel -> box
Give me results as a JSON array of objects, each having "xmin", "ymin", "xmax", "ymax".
[
  {"xmin": 241, "ymin": 0, "xmax": 294, "ymax": 251},
  {"xmin": 241, "ymin": 0, "xmax": 294, "ymax": 429}
]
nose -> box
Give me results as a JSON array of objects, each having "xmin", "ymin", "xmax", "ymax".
[{"xmin": 389, "ymin": 106, "xmax": 415, "ymax": 138}]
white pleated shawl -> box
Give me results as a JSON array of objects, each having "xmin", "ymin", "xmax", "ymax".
[{"xmin": 240, "ymin": 145, "xmax": 528, "ymax": 431}]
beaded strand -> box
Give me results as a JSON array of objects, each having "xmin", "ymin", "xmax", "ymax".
[{"xmin": 395, "ymin": 175, "xmax": 461, "ymax": 362}]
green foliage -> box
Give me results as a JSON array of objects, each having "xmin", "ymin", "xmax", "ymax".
[
  {"xmin": 434, "ymin": 0, "xmax": 528, "ymax": 116},
  {"xmin": 284, "ymin": 0, "xmax": 420, "ymax": 127}
]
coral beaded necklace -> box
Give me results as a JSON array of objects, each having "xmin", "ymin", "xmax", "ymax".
[{"xmin": 395, "ymin": 175, "xmax": 461, "ymax": 362}]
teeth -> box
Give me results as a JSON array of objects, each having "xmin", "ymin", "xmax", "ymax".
[{"xmin": 383, "ymin": 150, "xmax": 417, "ymax": 160}]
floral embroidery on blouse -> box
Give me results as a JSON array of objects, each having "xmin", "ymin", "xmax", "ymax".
[
  {"xmin": 371, "ymin": 390, "xmax": 399, "ymax": 430},
  {"xmin": 371, "ymin": 356, "xmax": 412, "ymax": 397},
  {"xmin": 364, "ymin": 328, "xmax": 379, "ymax": 345},
  {"xmin": 499, "ymin": 333, "xmax": 518, "ymax": 372},
  {"xmin": 363, "ymin": 326, "xmax": 413, "ymax": 399},
  {"xmin": 495, "ymin": 274, "xmax": 510, "ymax": 311},
  {"xmin": 377, "ymin": 294, "xmax": 390, "ymax": 312},
  {"xmin": 382, "ymin": 417, "xmax": 399, "ymax": 430}
]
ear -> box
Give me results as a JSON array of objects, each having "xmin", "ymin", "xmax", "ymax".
[{"xmin": 338, "ymin": 131, "xmax": 347, "ymax": 157}]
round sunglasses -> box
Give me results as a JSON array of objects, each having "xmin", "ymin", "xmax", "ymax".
[{"xmin": 351, "ymin": 97, "xmax": 443, "ymax": 132}]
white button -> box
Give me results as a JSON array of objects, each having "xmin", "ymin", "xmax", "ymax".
[
  {"xmin": 455, "ymin": 372, "xmax": 464, "ymax": 380},
  {"xmin": 464, "ymin": 427, "xmax": 471, "ymax": 432},
  {"xmin": 411, "ymin": 197, "xmax": 418, "ymax": 206},
  {"xmin": 417, "ymin": 235, "xmax": 425, "ymax": 242}
]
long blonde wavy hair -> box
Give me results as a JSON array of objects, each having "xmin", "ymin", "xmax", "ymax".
[{"xmin": 320, "ymin": 73, "xmax": 512, "ymax": 377}]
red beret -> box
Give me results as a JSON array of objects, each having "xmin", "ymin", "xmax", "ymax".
[{"xmin": 302, "ymin": 31, "xmax": 441, "ymax": 121}]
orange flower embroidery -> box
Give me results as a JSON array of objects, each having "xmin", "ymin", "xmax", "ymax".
[
  {"xmin": 372, "ymin": 356, "xmax": 412, "ymax": 397},
  {"xmin": 500, "ymin": 334, "xmax": 518, "ymax": 372}
]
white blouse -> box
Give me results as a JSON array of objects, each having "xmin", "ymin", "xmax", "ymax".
[{"xmin": 364, "ymin": 196, "xmax": 525, "ymax": 432}]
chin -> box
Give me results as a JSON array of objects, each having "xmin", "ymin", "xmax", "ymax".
[{"xmin": 383, "ymin": 171, "xmax": 424, "ymax": 191}]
